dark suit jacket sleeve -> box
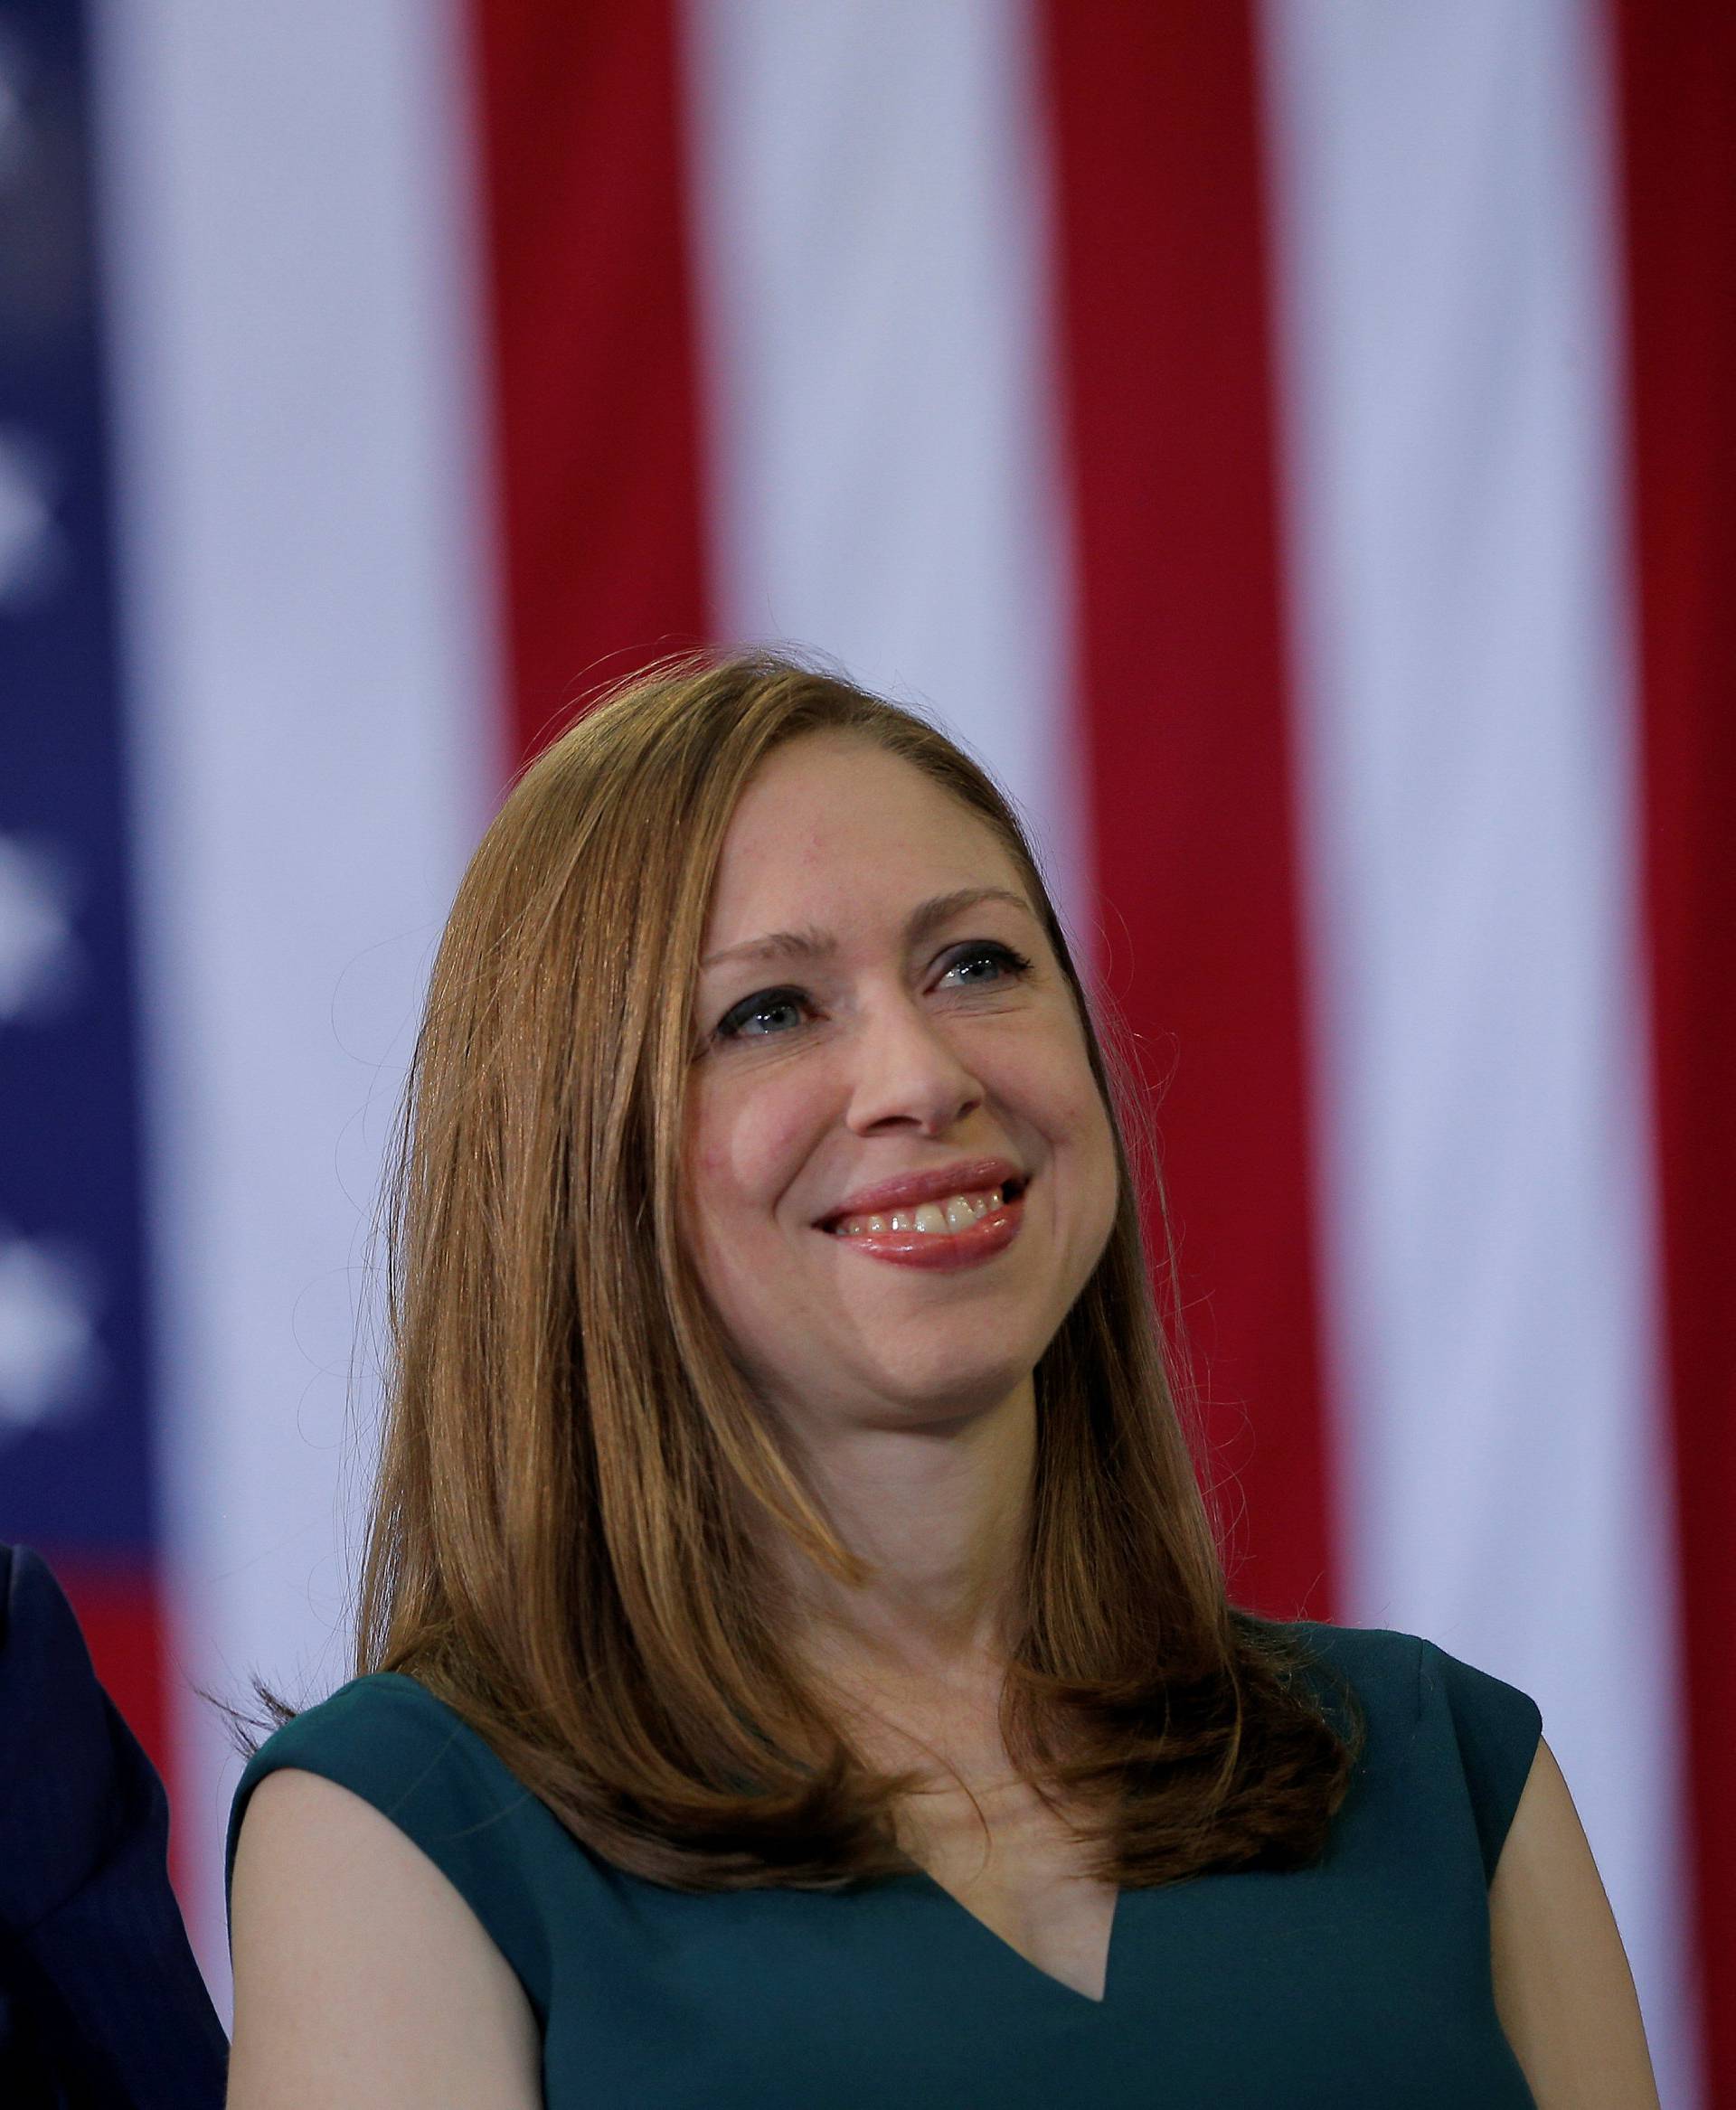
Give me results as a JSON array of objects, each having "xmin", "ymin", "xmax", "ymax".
[{"xmin": 0, "ymin": 1543, "xmax": 228, "ymax": 2109}]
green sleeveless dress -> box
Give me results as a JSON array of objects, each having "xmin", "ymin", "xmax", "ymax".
[{"xmin": 227, "ymin": 1622, "xmax": 1541, "ymax": 2106}]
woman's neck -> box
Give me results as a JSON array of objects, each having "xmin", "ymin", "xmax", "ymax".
[{"xmin": 778, "ymin": 1376, "xmax": 1036, "ymax": 1697}]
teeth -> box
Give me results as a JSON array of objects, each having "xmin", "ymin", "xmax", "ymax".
[{"xmin": 832, "ymin": 1186, "xmax": 1006, "ymax": 1239}]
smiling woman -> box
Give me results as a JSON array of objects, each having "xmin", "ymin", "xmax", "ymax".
[{"xmin": 224, "ymin": 654, "xmax": 1656, "ymax": 2109}]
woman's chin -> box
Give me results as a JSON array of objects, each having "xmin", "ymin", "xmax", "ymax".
[{"xmin": 844, "ymin": 1364, "xmax": 1035, "ymax": 1434}]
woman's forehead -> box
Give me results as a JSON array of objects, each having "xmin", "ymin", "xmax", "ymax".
[{"xmin": 704, "ymin": 737, "xmax": 1030, "ymax": 944}]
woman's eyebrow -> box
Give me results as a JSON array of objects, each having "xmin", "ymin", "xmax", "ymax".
[{"xmin": 700, "ymin": 886, "xmax": 1034, "ymax": 972}]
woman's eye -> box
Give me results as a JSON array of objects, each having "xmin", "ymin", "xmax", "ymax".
[
  {"xmin": 939, "ymin": 941, "xmax": 1033, "ymax": 987},
  {"xmin": 714, "ymin": 987, "xmax": 810, "ymax": 1041},
  {"xmin": 710, "ymin": 943, "xmax": 1032, "ymax": 1047}
]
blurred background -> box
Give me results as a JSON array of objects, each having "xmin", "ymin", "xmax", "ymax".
[{"xmin": 0, "ymin": 0, "xmax": 1728, "ymax": 2096}]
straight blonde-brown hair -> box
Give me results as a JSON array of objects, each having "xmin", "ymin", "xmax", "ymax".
[{"xmin": 354, "ymin": 650, "xmax": 1360, "ymax": 1889}]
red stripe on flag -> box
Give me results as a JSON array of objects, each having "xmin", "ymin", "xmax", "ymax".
[
  {"xmin": 467, "ymin": 0, "xmax": 711, "ymax": 764},
  {"xmin": 43, "ymin": 1552, "xmax": 167, "ymax": 1777},
  {"xmin": 1613, "ymin": 3, "xmax": 1736, "ymax": 2092},
  {"xmin": 45, "ymin": 1559, "xmax": 202, "ymax": 1914},
  {"xmin": 1042, "ymin": 3, "xmax": 1334, "ymax": 1618}
]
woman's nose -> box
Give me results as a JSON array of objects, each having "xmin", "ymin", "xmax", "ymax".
[{"xmin": 843, "ymin": 994, "xmax": 985, "ymax": 1136}]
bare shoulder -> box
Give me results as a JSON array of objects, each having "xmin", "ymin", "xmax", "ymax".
[
  {"xmin": 1489, "ymin": 1736, "xmax": 1659, "ymax": 2110},
  {"xmin": 228, "ymin": 1766, "xmax": 541, "ymax": 2110}
]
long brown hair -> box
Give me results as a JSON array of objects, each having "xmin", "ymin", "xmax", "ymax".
[{"xmin": 356, "ymin": 650, "xmax": 1360, "ymax": 1889}]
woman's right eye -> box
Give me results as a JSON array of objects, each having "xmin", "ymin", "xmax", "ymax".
[{"xmin": 714, "ymin": 986, "xmax": 811, "ymax": 1042}]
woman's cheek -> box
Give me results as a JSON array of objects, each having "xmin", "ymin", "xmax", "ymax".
[{"xmin": 722, "ymin": 1080, "xmax": 832, "ymax": 1215}]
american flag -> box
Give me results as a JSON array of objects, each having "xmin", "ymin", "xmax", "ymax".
[{"xmin": 0, "ymin": 5, "xmax": 1727, "ymax": 2100}]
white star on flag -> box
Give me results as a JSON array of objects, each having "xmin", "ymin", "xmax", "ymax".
[
  {"xmin": 0, "ymin": 834, "xmax": 80, "ymax": 1021},
  {"xmin": 0, "ymin": 26, "xmax": 28, "ymax": 184},
  {"xmin": 0, "ymin": 1229, "xmax": 102, "ymax": 1434},
  {"xmin": 0, "ymin": 430, "xmax": 64, "ymax": 608}
]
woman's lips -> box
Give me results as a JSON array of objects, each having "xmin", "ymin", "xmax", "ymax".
[{"xmin": 822, "ymin": 1189, "xmax": 1025, "ymax": 1271}]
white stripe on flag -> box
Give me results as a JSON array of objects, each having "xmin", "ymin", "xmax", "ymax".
[
  {"xmin": 679, "ymin": 0, "xmax": 1088, "ymax": 946},
  {"xmin": 1258, "ymin": 1, "xmax": 1695, "ymax": 2095},
  {"xmin": 90, "ymin": 0, "xmax": 497, "ymax": 2010}
]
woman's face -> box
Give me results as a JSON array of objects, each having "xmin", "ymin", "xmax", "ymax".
[{"xmin": 682, "ymin": 730, "xmax": 1118, "ymax": 1439}]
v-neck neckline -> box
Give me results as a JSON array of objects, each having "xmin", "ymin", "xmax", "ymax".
[{"xmin": 902, "ymin": 1866, "xmax": 1121, "ymax": 2009}]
